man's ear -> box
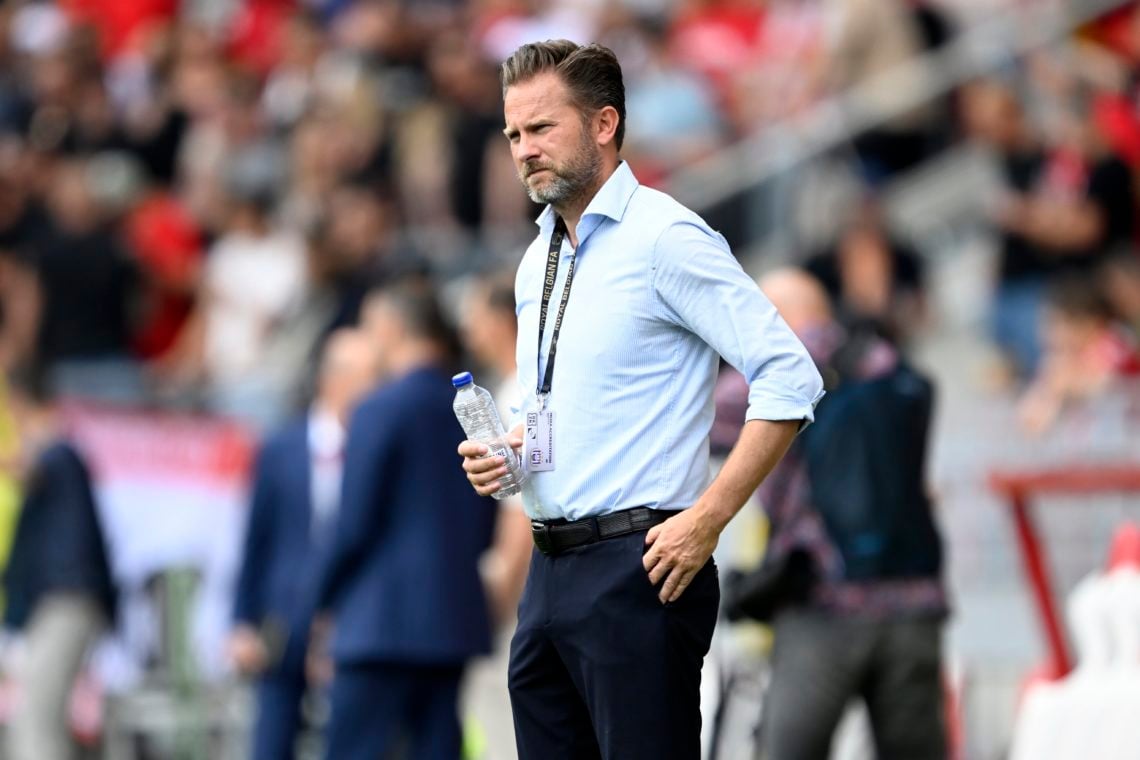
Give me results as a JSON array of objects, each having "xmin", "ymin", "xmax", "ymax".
[{"xmin": 594, "ymin": 105, "xmax": 620, "ymax": 148}]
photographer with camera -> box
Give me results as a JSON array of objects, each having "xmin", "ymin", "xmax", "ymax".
[{"xmin": 724, "ymin": 269, "xmax": 948, "ymax": 760}]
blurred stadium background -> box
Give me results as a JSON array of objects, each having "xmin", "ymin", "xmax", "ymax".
[{"xmin": 1, "ymin": 0, "xmax": 1140, "ymax": 757}]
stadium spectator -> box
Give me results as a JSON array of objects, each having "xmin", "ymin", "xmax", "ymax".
[
  {"xmin": 0, "ymin": 247, "xmax": 41, "ymax": 377},
  {"xmin": 32, "ymin": 157, "xmax": 142, "ymax": 403},
  {"xmin": 723, "ymin": 0, "xmax": 826, "ymax": 132},
  {"xmin": 621, "ymin": 17, "xmax": 724, "ymax": 180},
  {"xmin": 804, "ymin": 196, "xmax": 926, "ymax": 342},
  {"xmin": 668, "ymin": 0, "xmax": 767, "ymax": 114},
  {"xmin": 423, "ymin": 29, "xmax": 534, "ymax": 236},
  {"xmin": 0, "ymin": 147, "xmax": 44, "ymax": 253},
  {"xmin": 964, "ymin": 78, "xmax": 1054, "ymax": 378},
  {"xmin": 1019, "ymin": 277, "xmax": 1140, "ymax": 435},
  {"xmin": 967, "ymin": 77, "xmax": 1137, "ymax": 379},
  {"xmin": 260, "ymin": 10, "xmax": 326, "ymax": 130},
  {"xmin": 820, "ymin": 0, "xmax": 937, "ymax": 179},
  {"xmin": 312, "ymin": 182, "xmax": 416, "ymax": 334},
  {"xmin": 166, "ymin": 150, "xmax": 307, "ymax": 429},
  {"xmin": 994, "ymin": 117, "xmax": 1135, "ymax": 277},
  {"xmin": 1102, "ymin": 248, "xmax": 1140, "ymax": 341},
  {"xmin": 122, "ymin": 183, "xmax": 203, "ymax": 362}
]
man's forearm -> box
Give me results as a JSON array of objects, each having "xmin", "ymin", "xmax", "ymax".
[{"xmin": 692, "ymin": 418, "xmax": 799, "ymax": 532}]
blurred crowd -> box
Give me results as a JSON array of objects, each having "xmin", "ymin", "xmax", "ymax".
[
  {"xmin": 0, "ymin": 0, "xmax": 1136, "ymax": 756},
  {"xmin": 959, "ymin": 4, "xmax": 1140, "ymax": 433},
  {"xmin": 0, "ymin": 0, "xmax": 967, "ymax": 431}
]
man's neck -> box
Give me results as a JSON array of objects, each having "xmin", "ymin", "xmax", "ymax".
[
  {"xmin": 553, "ymin": 158, "xmax": 620, "ymax": 247},
  {"xmin": 311, "ymin": 399, "xmax": 345, "ymax": 428},
  {"xmin": 386, "ymin": 341, "xmax": 443, "ymax": 378},
  {"xmin": 554, "ymin": 199, "xmax": 591, "ymax": 245}
]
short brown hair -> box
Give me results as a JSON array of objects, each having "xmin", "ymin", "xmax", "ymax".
[
  {"xmin": 475, "ymin": 270, "xmax": 516, "ymax": 318},
  {"xmin": 500, "ymin": 40, "xmax": 626, "ymax": 151},
  {"xmin": 1047, "ymin": 276, "xmax": 1113, "ymax": 323},
  {"xmin": 367, "ymin": 276, "xmax": 457, "ymax": 351}
]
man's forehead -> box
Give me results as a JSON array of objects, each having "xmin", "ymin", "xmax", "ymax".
[{"xmin": 504, "ymin": 73, "xmax": 573, "ymax": 120}]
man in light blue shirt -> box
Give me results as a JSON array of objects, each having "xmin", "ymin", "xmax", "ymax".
[{"xmin": 459, "ymin": 39, "xmax": 823, "ymax": 760}]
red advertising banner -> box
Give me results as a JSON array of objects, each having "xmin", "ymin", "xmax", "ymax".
[{"xmin": 61, "ymin": 403, "xmax": 257, "ymax": 689}]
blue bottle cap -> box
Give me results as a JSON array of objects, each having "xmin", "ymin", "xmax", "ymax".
[{"xmin": 451, "ymin": 371, "xmax": 474, "ymax": 388}]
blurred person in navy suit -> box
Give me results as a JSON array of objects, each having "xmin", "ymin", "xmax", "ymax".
[
  {"xmin": 315, "ymin": 279, "xmax": 496, "ymax": 760},
  {"xmin": 460, "ymin": 271, "xmax": 532, "ymax": 625},
  {"xmin": 3, "ymin": 375, "xmax": 117, "ymax": 760},
  {"xmin": 228, "ymin": 328, "xmax": 378, "ymax": 760},
  {"xmin": 459, "ymin": 271, "xmax": 534, "ymax": 759}
]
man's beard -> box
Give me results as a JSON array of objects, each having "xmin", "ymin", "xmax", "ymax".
[{"xmin": 519, "ymin": 129, "xmax": 602, "ymax": 207}]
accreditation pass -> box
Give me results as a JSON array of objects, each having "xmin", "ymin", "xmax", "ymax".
[{"xmin": 526, "ymin": 409, "xmax": 555, "ymax": 472}]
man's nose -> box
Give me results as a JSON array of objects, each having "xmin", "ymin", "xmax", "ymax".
[{"xmin": 516, "ymin": 134, "xmax": 540, "ymax": 163}]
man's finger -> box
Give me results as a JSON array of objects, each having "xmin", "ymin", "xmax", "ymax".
[
  {"xmin": 659, "ymin": 567, "xmax": 692, "ymax": 604},
  {"xmin": 648, "ymin": 554, "xmax": 672, "ymax": 586},
  {"xmin": 457, "ymin": 440, "xmax": 488, "ymax": 458},
  {"xmin": 469, "ymin": 464, "xmax": 508, "ymax": 481},
  {"xmin": 476, "ymin": 481, "xmax": 502, "ymax": 497},
  {"xmin": 667, "ymin": 569, "xmax": 695, "ymax": 604},
  {"xmin": 468, "ymin": 465, "xmax": 508, "ymax": 486},
  {"xmin": 645, "ymin": 524, "xmax": 661, "ymax": 545},
  {"xmin": 463, "ymin": 455, "xmax": 506, "ymax": 475},
  {"xmin": 642, "ymin": 545, "xmax": 660, "ymax": 573}
]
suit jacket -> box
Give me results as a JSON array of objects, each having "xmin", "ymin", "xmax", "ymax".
[
  {"xmin": 316, "ymin": 365, "xmax": 497, "ymax": 665},
  {"xmin": 233, "ymin": 418, "xmax": 326, "ymax": 674},
  {"xmin": 4, "ymin": 440, "xmax": 116, "ymax": 630}
]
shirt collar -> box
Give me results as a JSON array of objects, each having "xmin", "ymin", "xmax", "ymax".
[
  {"xmin": 535, "ymin": 160, "xmax": 639, "ymax": 236},
  {"xmin": 308, "ymin": 405, "xmax": 345, "ymax": 460}
]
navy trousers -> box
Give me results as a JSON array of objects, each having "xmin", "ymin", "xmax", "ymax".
[
  {"xmin": 324, "ymin": 661, "xmax": 464, "ymax": 760},
  {"xmin": 508, "ymin": 530, "xmax": 720, "ymax": 759},
  {"xmin": 251, "ymin": 671, "xmax": 306, "ymax": 760}
]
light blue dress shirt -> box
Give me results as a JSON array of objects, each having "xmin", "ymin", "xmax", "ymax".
[{"xmin": 513, "ymin": 161, "xmax": 824, "ymax": 521}]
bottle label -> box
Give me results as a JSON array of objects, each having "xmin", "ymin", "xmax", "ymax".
[{"xmin": 526, "ymin": 410, "xmax": 555, "ymax": 472}]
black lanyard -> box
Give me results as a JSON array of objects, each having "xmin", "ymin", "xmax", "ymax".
[{"xmin": 537, "ymin": 216, "xmax": 576, "ymax": 403}]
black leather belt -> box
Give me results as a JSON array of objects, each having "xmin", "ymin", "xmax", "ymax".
[{"xmin": 531, "ymin": 507, "xmax": 673, "ymax": 556}]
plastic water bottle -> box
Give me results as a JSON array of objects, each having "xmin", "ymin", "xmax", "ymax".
[{"xmin": 452, "ymin": 372, "xmax": 525, "ymax": 499}]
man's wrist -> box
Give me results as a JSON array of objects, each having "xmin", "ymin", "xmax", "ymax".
[{"xmin": 691, "ymin": 497, "xmax": 733, "ymax": 535}]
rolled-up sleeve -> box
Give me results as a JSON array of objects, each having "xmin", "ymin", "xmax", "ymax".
[{"xmin": 652, "ymin": 221, "xmax": 825, "ymax": 425}]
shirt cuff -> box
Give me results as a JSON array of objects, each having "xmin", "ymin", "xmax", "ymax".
[{"xmin": 745, "ymin": 387, "xmax": 825, "ymax": 429}]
